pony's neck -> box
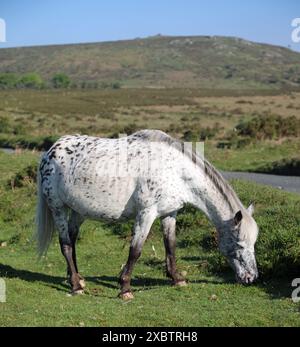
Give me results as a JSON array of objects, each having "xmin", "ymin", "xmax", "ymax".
[
  {"xmin": 196, "ymin": 186, "xmax": 238, "ymax": 228},
  {"xmin": 186, "ymin": 161, "xmax": 243, "ymax": 228}
]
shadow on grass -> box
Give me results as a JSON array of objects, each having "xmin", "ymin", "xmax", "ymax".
[
  {"xmin": 88, "ymin": 275, "xmax": 228, "ymax": 291},
  {"xmin": 181, "ymin": 256, "xmax": 295, "ymax": 300},
  {"xmin": 0, "ymin": 263, "xmax": 227, "ymax": 293},
  {"xmin": 0, "ymin": 264, "xmax": 69, "ymax": 292},
  {"xmin": 256, "ymin": 278, "xmax": 296, "ymax": 300},
  {"xmin": 1, "ymin": 263, "xmax": 292, "ymax": 300}
]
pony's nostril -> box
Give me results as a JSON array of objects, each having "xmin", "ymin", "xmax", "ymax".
[{"xmin": 244, "ymin": 274, "xmax": 253, "ymax": 284}]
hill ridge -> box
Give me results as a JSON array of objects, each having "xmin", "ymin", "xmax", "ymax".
[{"xmin": 1, "ymin": 35, "xmax": 300, "ymax": 89}]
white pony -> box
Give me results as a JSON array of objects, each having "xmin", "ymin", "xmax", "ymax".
[{"xmin": 36, "ymin": 130, "xmax": 259, "ymax": 299}]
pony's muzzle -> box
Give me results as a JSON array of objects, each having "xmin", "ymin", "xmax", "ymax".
[{"xmin": 236, "ymin": 272, "xmax": 258, "ymax": 285}]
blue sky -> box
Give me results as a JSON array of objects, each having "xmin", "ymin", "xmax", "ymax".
[{"xmin": 0, "ymin": 0, "xmax": 299, "ymax": 51}]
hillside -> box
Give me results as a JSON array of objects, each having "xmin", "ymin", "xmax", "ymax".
[{"xmin": 1, "ymin": 35, "xmax": 300, "ymax": 89}]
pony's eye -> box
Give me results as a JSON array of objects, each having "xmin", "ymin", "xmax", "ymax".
[{"xmin": 237, "ymin": 241, "xmax": 246, "ymax": 249}]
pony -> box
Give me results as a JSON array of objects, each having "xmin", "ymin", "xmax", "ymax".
[{"xmin": 36, "ymin": 130, "xmax": 259, "ymax": 299}]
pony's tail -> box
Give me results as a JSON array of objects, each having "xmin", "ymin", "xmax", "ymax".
[{"xmin": 36, "ymin": 163, "xmax": 54, "ymax": 258}]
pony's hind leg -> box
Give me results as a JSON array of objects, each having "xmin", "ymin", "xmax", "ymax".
[
  {"xmin": 161, "ymin": 214, "xmax": 187, "ymax": 286},
  {"xmin": 68, "ymin": 210, "xmax": 85, "ymax": 289},
  {"xmin": 51, "ymin": 207, "xmax": 85, "ymax": 294},
  {"xmin": 119, "ymin": 208, "xmax": 157, "ymax": 300}
]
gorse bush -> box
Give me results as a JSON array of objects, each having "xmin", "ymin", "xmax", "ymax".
[
  {"xmin": 257, "ymin": 157, "xmax": 300, "ymax": 176},
  {"xmin": 17, "ymin": 73, "xmax": 44, "ymax": 89},
  {"xmin": 236, "ymin": 115, "xmax": 300, "ymax": 140},
  {"xmin": 0, "ymin": 72, "xmax": 44, "ymax": 89},
  {"xmin": 51, "ymin": 73, "xmax": 71, "ymax": 88},
  {"xmin": 0, "ymin": 73, "xmax": 19, "ymax": 89},
  {"xmin": 182, "ymin": 124, "xmax": 221, "ymax": 142},
  {"xmin": 8, "ymin": 163, "xmax": 37, "ymax": 188},
  {"xmin": 0, "ymin": 72, "xmax": 72, "ymax": 89},
  {"xmin": 0, "ymin": 134, "xmax": 58, "ymax": 151},
  {"xmin": 0, "ymin": 115, "xmax": 25, "ymax": 135}
]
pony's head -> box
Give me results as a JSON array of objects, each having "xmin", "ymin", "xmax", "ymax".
[{"xmin": 217, "ymin": 204, "xmax": 259, "ymax": 285}]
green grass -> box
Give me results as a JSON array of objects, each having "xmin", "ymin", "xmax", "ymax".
[{"xmin": 0, "ymin": 152, "xmax": 300, "ymax": 327}]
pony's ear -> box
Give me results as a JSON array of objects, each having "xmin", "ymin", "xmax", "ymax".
[
  {"xmin": 234, "ymin": 210, "xmax": 243, "ymax": 226},
  {"xmin": 247, "ymin": 202, "xmax": 254, "ymax": 216}
]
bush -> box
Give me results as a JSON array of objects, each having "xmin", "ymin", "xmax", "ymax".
[
  {"xmin": 111, "ymin": 81, "xmax": 121, "ymax": 89},
  {"xmin": 17, "ymin": 73, "xmax": 44, "ymax": 89},
  {"xmin": 199, "ymin": 125, "xmax": 220, "ymax": 140},
  {"xmin": 8, "ymin": 163, "xmax": 37, "ymax": 188},
  {"xmin": 256, "ymin": 157, "xmax": 300, "ymax": 176},
  {"xmin": 0, "ymin": 134, "xmax": 59, "ymax": 151},
  {"xmin": 182, "ymin": 124, "xmax": 221, "ymax": 142},
  {"xmin": 51, "ymin": 73, "xmax": 71, "ymax": 88},
  {"xmin": 236, "ymin": 115, "xmax": 300, "ymax": 140},
  {"xmin": 0, "ymin": 72, "xmax": 45, "ymax": 89},
  {"xmin": 0, "ymin": 115, "xmax": 11, "ymax": 133},
  {"xmin": 182, "ymin": 130, "xmax": 198, "ymax": 142},
  {"xmin": 0, "ymin": 73, "xmax": 18, "ymax": 89}
]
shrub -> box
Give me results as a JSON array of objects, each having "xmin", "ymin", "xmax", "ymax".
[
  {"xmin": 182, "ymin": 124, "xmax": 221, "ymax": 142},
  {"xmin": 256, "ymin": 157, "xmax": 300, "ymax": 176},
  {"xmin": 0, "ymin": 73, "xmax": 18, "ymax": 89},
  {"xmin": 199, "ymin": 125, "xmax": 220, "ymax": 140},
  {"xmin": 111, "ymin": 81, "xmax": 121, "ymax": 89},
  {"xmin": 122, "ymin": 123, "xmax": 140, "ymax": 135},
  {"xmin": 182, "ymin": 130, "xmax": 198, "ymax": 142},
  {"xmin": 236, "ymin": 115, "xmax": 300, "ymax": 140},
  {"xmin": 51, "ymin": 73, "xmax": 71, "ymax": 88},
  {"xmin": 0, "ymin": 115, "xmax": 11, "ymax": 133},
  {"xmin": 8, "ymin": 163, "xmax": 37, "ymax": 188},
  {"xmin": 17, "ymin": 73, "xmax": 44, "ymax": 89},
  {"xmin": 0, "ymin": 134, "xmax": 59, "ymax": 151}
]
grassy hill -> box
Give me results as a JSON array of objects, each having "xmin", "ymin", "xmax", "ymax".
[{"xmin": 1, "ymin": 35, "xmax": 300, "ymax": 89}]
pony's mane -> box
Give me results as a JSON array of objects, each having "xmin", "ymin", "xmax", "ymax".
[{"xmin": 131, "ymin": 129, "xmax": 242, "ymax": 212}]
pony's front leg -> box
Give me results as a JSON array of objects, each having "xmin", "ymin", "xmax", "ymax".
[
  {"xmin": 162, "ymin": 214, "xmax": 187, "ymax": 286},
  {"xmin": 119, "ymin": 208, "xmax": 157, "ymax": 300}
]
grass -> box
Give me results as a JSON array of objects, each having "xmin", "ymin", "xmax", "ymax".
[{"xmin": 0, "ymin": 151, "xmax": 300, "ymax": 327}]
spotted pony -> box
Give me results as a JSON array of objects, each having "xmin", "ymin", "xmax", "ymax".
[{"xmin": 36, "ymin": 130, "xmax": 259, "ymax": 299}]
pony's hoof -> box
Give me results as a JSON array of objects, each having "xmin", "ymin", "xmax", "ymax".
[
  {"xmin": 79, "ymin": 279, "xmax": 86, "ymax": 289},
  {"xmin": 119, "ymin": 291, "xmax": 134, "ymax": 300},
  {"xmin": 175, "ymin": 280, "xmax": 187, "ymax": 287},
  {"xmin": 72, "ymin": 289, "xmax": 84, "ymax": 295}
]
